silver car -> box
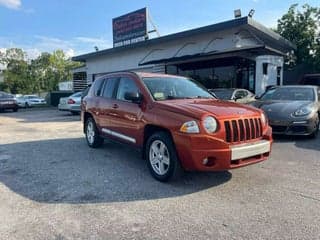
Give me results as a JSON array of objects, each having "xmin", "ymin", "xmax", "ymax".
[
  {"xmin": 58, "ymin": 92, "xmax": 82, "ymax": 115},
  {"xmin": 208, "ymin": 88, "xmax": 255, "ymax": 104}
]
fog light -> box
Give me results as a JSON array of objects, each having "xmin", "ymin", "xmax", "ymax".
[{"xmin": 202, "ymin": 158, "xmax": 209, "ymax": 165}]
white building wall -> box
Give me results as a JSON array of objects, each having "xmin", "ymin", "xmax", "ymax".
[
  {"xmin": 84, "ymin": 28, "xmax": 262, "ymax": 84},
  {"xmin": 255, "ymin": 55, "xmax": 283, "ymax": 96}
]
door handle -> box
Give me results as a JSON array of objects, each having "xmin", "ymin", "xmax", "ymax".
[{"xmin": 112, "ymin": 104, "xmax": 119, "ymax": 109}]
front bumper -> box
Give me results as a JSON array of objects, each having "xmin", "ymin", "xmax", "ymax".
[
  {"xmin": 0, "ymin": 102, "xmax": 18, "ymax": 110},
  {"xmin": 173, "ymin": 128, "xmax": 272, "ymax": 171},
  {"xmin": 269, "ymin": 116, "xmax": 318, "ymax": 136}
]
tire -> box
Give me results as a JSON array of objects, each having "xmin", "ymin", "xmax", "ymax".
[
  {"xmin": 85, "ymin": 117, "xmax": 104, "ymax": 148},
  {"xmin": 13, "ymin": 108, "xmax": 18, "ymax": 112},
  {"xmin": 145, "ymin": 131, "xmax": 183, "ymax": 182},
  {"xmin": 25, "ymin": 102, "xmax": 29, "ymax": 108}
]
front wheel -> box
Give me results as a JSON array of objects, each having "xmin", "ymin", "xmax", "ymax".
[
  {"xmin": 146, "ymin": 132, "xmax": 183, "ymax": 182},
  {"xmin": 85, "ymin": 117, "xmax": 104, "ymax": 148}
]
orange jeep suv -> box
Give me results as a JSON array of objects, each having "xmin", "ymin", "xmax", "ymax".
[{"xmin": 82, "ymin": 72, "xmax": 272, "ymax": 181}]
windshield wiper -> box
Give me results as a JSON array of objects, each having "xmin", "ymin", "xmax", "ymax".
[{"xmin": 190, "ymin": 96, "xmax": 213, "ymax": 99}]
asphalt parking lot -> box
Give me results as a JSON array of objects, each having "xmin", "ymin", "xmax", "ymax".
[{"xmin": 0, "ymin": 108, "xmax": 319, "ymax": 240}]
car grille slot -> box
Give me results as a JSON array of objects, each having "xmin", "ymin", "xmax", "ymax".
[
  {"xmin": 224, "ymin": 118, "xmax": 262, "ymax": 143},
  {"xmin": 224, "ymin": 121, "xmax": 232, "ymax": 142},
  {"xmin": 231, "ymin": 120, "xmax": 239, "ymax": 142},
  {"xmin": 250, "ymin": 119, "xmax": 255, "ymax": 139}
]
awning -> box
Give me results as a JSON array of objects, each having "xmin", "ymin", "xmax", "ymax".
[{"xmin": 139, "ymin": 45, "xmax": 267, "ymax": 66}]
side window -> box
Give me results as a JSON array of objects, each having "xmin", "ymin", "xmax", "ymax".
[
  {"xmin": 116, "ymin": 77, "xmax": 139, "ymax": 101},
  {"xmin": 92, "ymin": 78, "xmax": 105, "ymax": 96},
  {"xmin": 101, "ymin": 78, "xmax": 118, "ymax": 98},
  {"xmin": 235, "ymin": 90, "xmax": 246, "ymax": 99}
]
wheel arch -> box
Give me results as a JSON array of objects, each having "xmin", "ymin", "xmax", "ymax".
[
  {"xmin": 83, "ymin": 112, "xmax": 94, "ymax": 133},
  {"xmin": 142, "ymin": 124, "xmax": 174, "ymax": 159}
]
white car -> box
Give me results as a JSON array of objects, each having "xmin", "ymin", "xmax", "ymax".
[{"xmin": 18, "ymin": 95, "xmax": 47, "ymax": 107}]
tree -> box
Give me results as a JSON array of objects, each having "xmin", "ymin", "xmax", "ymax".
[
  {"xmin": 276, "ymin": 4, "xmax": 320, "ymax": 72},
  {"xmin": 0, "ymin": 48, "xmax": 81, "ymax": 94},
  {"xmin": 0, "ymin": 48, "xmax": 29, "ymax": 94}
]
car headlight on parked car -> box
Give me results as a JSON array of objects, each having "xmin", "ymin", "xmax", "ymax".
[
  {"xmin": 180, "ymin": 120, "xmax": 200, "ymax": 133},
  {"xmin": 293, "ymin": 105, "xmax": 313, "ymax": 117},
  {"xmin": 203, "ymin": 116, "xmax": 218, "ymax": 133}
]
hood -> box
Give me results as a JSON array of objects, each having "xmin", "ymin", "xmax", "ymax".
[
  {"xmin": 252, "ymin": 100, "xmax": 313, "ymax": 119},
  {"xmin": 0, "ymin": 97, "xmax": 15, "ymax": 102},
  {"xmin": 156, "ymin": 99, "xmax": 261, "ymax": 120}
]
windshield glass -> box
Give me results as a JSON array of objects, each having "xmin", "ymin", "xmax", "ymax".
[
  {"xmin": 210, "ymin": 89, "xmax": 234, "ymax": 100},
  {"xmin": 143, "ymin": 76, "xmax": 215, "ymax": 101},
  {"xmin": 261, "ymin": 87, "xmax": 315, "ymax": 101}
]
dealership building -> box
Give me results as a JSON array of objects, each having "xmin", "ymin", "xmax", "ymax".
[{"xmin": 72, "ymin": 16, "xmax": 295, "ymax": 96}]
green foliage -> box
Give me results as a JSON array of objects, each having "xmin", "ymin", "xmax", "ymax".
[
  {"xmin": 0, "ymin": 48, "xmax": 82, "ymax": 94},
  {"xmin": 276, "ymin": 4, "xmax": 320, "ymax": 71}
]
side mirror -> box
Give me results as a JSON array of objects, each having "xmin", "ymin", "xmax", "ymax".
[{"xmin": 124, "ymin": 91, "xmax": 143, "ymax": 103}]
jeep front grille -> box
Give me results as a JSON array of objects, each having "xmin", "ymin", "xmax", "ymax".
[{"xmin": 224, "ymin": 118, "xmax": 263, "ymax": 143}]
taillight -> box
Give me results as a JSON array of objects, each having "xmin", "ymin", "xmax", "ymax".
[{"xmin": 67, "ymin": 99, "xmax": 76, "ymax": 104}]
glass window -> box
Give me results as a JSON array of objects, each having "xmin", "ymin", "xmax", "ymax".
[
  {"xmin": 211, "ymin": 89, "xmax": 234, "ymax": 100},
  {"xmin": 102, "ymin": 78, "xmax": 118, "ymax": 99},
  {"xmin": 213, "ymin": 66, "xmax": 235, "ymax": 88},
  {"xmin": 194, "ymin": 68, "xmax": 214, "ymax": 87},
  {"xmin": 143, "ymin": 76, "xmax": 214, "ymax": 101},
  {"xmin": 116, "ymin": 77, "xmax": 139, "ymax": 101},
  {"xmin": 166, "ymin": 65, "xmax": 178, "ymax": 75},
  {"xmin": 70, "ymin": 92, "xmax": 82, "ymax": 98},
  {"xmin": 261, "ymin": 87, "xmax": 315, "ymax": 101},
  {"xmin": 92, "ymin": 78, "xmax": 105, "ymax": 96}
]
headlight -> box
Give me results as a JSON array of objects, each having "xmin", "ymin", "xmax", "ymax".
[
  {"xmin": 203, "ymin": 116, "xmax": 218, "ymax": 133},
  {"xmin": 180, "ymin": 120, "xmax": 199, "ymax": 133},
  {"xmin": 293, "ymin": 106, "xmax": 313, "ymax": 117},
  {"xmin": 261, "ymin": 112, "xmax": 267, "ymax": 126}
]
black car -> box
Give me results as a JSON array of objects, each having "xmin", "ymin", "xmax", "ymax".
[
  {"xmin": 251, "ymin": 85, "xmax": 320, "ymax": 137},
  {"xmin": 0, "ymin": 91, "xmax": 18, "ymax": 112}
]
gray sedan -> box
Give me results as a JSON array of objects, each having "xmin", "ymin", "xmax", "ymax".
[
  {"xmin": 251, "ymin": 85, "xmax": 320, "ymax": 138},
  {"xmin": 58, "ymin": 92, "xmax": 82, "ymax": 115}
]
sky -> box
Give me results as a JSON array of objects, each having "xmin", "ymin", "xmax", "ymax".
[{"xmin": 0, "ymin": 0, "xmax": 318, "ymax": 59}]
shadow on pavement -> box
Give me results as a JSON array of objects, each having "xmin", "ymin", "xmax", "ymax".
[
  {"xmin": 0, "ymin": 108, "xmax": 80, "ymax": 123},
  {"xmin": 273, "ymin": 134, "xmax": 320, "ymax": 151},
  {"xmin": 0, "ymin": 138, "xmax": 231, "ymax": 204}
]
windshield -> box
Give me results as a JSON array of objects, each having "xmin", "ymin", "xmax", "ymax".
[
  {"xmin": 142, "ymin": 76, "xmax": 214, "ymax": 101},
  {"xmin": 210, "ymin": 89, "xmax": 234, "ymax": 100},
  {"xmin": 261, "ymin": 87, "xmax": 315, "ymax": 101}
]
